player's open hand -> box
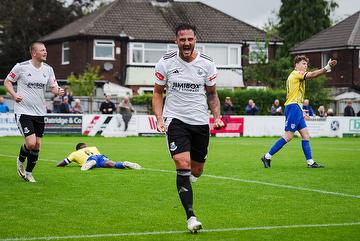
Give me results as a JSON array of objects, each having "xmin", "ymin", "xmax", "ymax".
[{"xmin": 214, "ymin": 117, "xmax": 225, "ymax": 130}]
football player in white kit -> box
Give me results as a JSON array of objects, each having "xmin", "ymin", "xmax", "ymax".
[
  {"xmin": 4, "ymin": 42, "xmax": 64, "ymax": 182},
  {"xmin": 152, "ymin": 23, "xmax": 224, "ymax": 233}
]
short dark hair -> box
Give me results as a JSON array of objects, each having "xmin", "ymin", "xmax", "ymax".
[
  {"xmin": 76, "ymin": 143, "xmax": 87, "ymax": 150},
  {"xmin": 29, "ymin": 41, "xmax": 44, "ymax": 55},
  {"xmin": 175, "ymin": 23, "xmax": 197, "ymax": 36},
  {"xmin": 294, "ymin": 55, "xmax": 309, "ymax": 65}
]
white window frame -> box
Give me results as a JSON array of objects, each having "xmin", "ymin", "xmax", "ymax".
[
  {"xmin": 129, "ymin": 42, "xmax": 242, "ymax": 68},
  {"xmin": 248, "ymin": 42, "xmax": 268, "ymax": 64},
  {"xmin": 93, "ymin": 39, "xmax": 115, "ymax": 60},
  {"xmin": 321, "ymin": 52, "xmax": 330, "ymax": 67},
  {"xmin": 358, "ymin": 50, "xmax": 360, "ymax": 69},
  {"xmin": 61, "ymin": 42, "xmax": 70, "ymax": 65}
]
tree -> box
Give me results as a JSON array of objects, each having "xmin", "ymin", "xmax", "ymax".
[
  {"xmin": 277, "ymin": 0, "xmax": 338, "ymax": 55},
  {"xmin": 0, "ymin": 0, "xmax": 98, "ymax": 79},
  {"xmin": 67, "ymin": 65, "xmax": 101, "ymax": 96}
]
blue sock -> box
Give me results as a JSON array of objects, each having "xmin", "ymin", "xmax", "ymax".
[
  {"xmin": 269, "ymin": 137, "xmax": 287, "ymax": 155},
  {"xmin": 115, "ymin": 162, "xmax": 125, "ymax": 169},
  {"xmin": 301, "ymin": 140, "xmax": 312, "ymax": 160}
]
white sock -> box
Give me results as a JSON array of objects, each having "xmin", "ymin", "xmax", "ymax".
[
  {"xmin": 307, "ymin": 159, "xmax": 314, "ymax": 165},
  {"xmin": 265, "ymin": 153, "xmax": 272, "ymax": 159}
]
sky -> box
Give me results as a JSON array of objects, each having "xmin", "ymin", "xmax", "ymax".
[{"xmin": 180, "ymin": 0, "xmax": 359, "ymax": 29}]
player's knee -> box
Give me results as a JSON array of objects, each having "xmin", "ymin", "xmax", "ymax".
[{"xmin": 26, "ymin": 142, "xmax": 36, "ymax": 151}]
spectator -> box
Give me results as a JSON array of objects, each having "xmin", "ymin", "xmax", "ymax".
[
  {"xmin": 344, "ymin": 101, "xmax": 355, "ymax": 116},
  {"xmin": 72, "ymin": 99, "xmax": 83, "ymax": 114},
  {"xmin": 60, "ymin": 96, "xmax": 72, "ymax": 113},
  {"xmin": 52, "ymin": 94, "xmax": 62, "ymax": 113},
  {"xmin": 100, "ymin": 94, "xmax": 115, "ymax": 114},
  {"xmin": 118, "ymin": 96, "xmax": 134, "ymax": 131},
  {"xmin": 302, "ymin": 99, "xmax": 315, "ymax": 116},
  {"xmin": 270, "ymin": 99, "xmax": 282, "ymax": 115},
  {"xmin": 245, "ymin": 99, "xmax": 259, "ymax": 115},
  {"xmin": 357, "ymin": 110, "xmax": 360, "ymax": 117},
  {"xmin": 0, "ymin": 96, "xmax": 10, "ymax": 113},
  {"xmin": 327, "ymin": 108, "xmax": 334, "ymax": 116},
  {"xmin": 317, "ymin": 105, "xmax": 327, "ymax": 117},
  {"xmin": 62, "ymin": 87, "xmax": 74, "ymax": 106},
  {"xmin": 223, "ymin": 96, "xmax": 234, "ymax": 123}
]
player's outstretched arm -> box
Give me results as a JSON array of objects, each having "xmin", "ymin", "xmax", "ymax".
[{"xmin": 306, "ymin": 59, "xmax": 337, "ymax": 79}]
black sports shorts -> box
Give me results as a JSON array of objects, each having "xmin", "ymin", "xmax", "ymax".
[
  {"xmin": 15, "ymin": 114, "xmax": 45, "ymax": 137},
  {"xmin": 165, "ymin": 118, "xmax": 210, "ymax": 163}
]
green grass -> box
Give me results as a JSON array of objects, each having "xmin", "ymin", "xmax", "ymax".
[{"xmin": 0, "ymin": 136, "xmax": 359, "ymax": 241}]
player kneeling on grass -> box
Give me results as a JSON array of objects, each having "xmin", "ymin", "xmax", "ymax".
[{"xmin": 56, "ymin": 143, "xmax": 141, "ymax": 171}]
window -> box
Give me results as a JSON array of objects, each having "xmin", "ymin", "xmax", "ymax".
[
  {"xmin": 321, "ymin": 52, "xmax": 330, "ymax": 67},
  {"xmin": 249, "ymin": 42, "xmax": 268, "ymax": 64},
  {"xmin": 62, "ymin": 42, "xmax": 69, "ymax": 65},
  {"xmin": 358, "ymin": 50, "xmax": 360, "ymax": 69},
  {"xmin": 129, "ymin": 42, "xmax": 241, "ymax": 67},
  {"xmin": 93, "ymin": 40, "xmax": 114, "ymax": 60}
]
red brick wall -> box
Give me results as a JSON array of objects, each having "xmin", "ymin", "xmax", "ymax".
[{"xmin": 45, "ymin": 39, "xmax": 126, "ymax": 85}]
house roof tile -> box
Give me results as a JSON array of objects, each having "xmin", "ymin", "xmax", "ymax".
[
  {"xmin": 40, "ymin": 0, "xmax": 281, "ymax": 43},
  {"xmin": 292, "ymin": 11, "xmax": 360, "ymax": 53}
]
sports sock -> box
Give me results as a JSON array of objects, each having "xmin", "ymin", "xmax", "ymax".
[
  {"xmin": 176, "ymin": 169, "xmax": 195, "ymax": 219},
  {"xmin": 26, "ymin": 149, "xmax": 39, "ymax": 172},
  {"xmin": 301, "ymin": 140, "xmax": 313, "ymax": 161},
  {"xmin": 268, "ymin": 137, "xmax": 287, "ymax": 156},
  {"xmin": 18, "ymin": 144, "xmax": 30, "ymax": 162},
  {"xmin": 115, "ymin": 162, "xmax": 125, "ymax": 169}
]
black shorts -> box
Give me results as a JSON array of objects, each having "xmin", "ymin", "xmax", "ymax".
[
  {"xmin": 166, "ymin": 118, "xmax": 210, "ymax": 162},
  {"xmin": 15, "ymin": 114, "xmax": 45, "ymax": 137}
]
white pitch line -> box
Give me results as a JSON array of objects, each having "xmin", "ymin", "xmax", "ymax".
[
  {"xmin": 1, "ymin": 154, "xmax": 360, "ymax": 199},
  {"xmin": 0, "ymin": 222, "xmax": 359, "ymax": 241},
  {"xmin": 144, "ymin": 168, "xmax": 360, "ymax": 199}
]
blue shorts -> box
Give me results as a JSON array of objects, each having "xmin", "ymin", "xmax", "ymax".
[
  {"xmin": 284, "ymin": 104, "xmax": 307, "ymax": 132},
  {"xmin": 86, "ymin": 154, "xmax": 109, "ymax": 168}
]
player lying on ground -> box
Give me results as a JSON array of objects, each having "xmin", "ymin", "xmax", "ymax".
[{"xmin": 56, "ymin": 143, "xmax": 141, "ymax": 171}]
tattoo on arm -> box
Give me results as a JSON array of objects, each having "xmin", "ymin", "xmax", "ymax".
[{"xmin": 207, "ymin": 90, "xmax": 221, "ymax": 119}]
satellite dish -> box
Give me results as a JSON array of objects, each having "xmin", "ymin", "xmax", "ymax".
[{"xmin": 103, "ymin": 62, "xmax": 113, "ymax": 71}]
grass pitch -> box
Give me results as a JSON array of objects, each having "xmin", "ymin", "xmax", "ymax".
[{"xmin": 0, "ymin": 136, "xmax": 359, "ymax": 241}]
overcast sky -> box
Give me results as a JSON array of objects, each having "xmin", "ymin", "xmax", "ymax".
[{"xmin": 180, "ymin": 0, "xmax": 360, "ymax": 29}]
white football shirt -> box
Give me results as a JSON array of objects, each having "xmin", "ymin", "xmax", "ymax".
[
  {"xmin": 155, "ymin": 50, "xmax": 217, "ymax": 125},
  {"xmin": 6, "ymin": 60, "xmax": 57, "ymax": 115}
]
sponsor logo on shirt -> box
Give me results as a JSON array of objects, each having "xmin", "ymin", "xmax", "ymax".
[
  {"xmin": 155, "ymin": 71, "xmax": 165, "ymax": 81},
  {"xmin": 171, "ymin": 69, "xmax": 180, "ymax": 74},
  {"xmin": 171, "ymin": 82, "xmax": 201, "ymax": 92},
  {"xmin": 26, "ymin": 82, "xmax": 45, "ymax": 89}
]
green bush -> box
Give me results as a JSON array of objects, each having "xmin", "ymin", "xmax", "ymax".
[
  {"xmin": 218, "ymin": 88, "xmax": 286, "ymax": 115},
  {"xmin": 67, "ymin": 65, "xmax": 101, "ymax": 96},
  {"xmin": 0, "ymin": 86, "xmax": 6, "ymax": 95}
]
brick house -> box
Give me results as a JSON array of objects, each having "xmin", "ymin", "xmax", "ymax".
[
  {"xmin": 41, "ymin": 0, "xmax": 282, "ymax": 95},
  {"xmin": 291, "ymin": 11, "xmax": 360, "ymax": 91}
]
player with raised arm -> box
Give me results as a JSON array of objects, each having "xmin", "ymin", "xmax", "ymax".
[
  {"xmin": 261, "ymin": 55, "xmax": 337, "ymax": 168},
  {"xmin": 4, "ymin": 42, "xmax": 65, "ymax": 182},
  {"xmin": 152, "ymin": 23, "xmax": 224, "ymax": 233},
  {"xmin": 57, "ymin": 143, "xmax": 141, "ymax": 171}
]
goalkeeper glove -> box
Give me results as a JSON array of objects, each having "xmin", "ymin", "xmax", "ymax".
[{"xmin": 324, "ymin": 59, "xmax": 332, "ymax": 72}]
